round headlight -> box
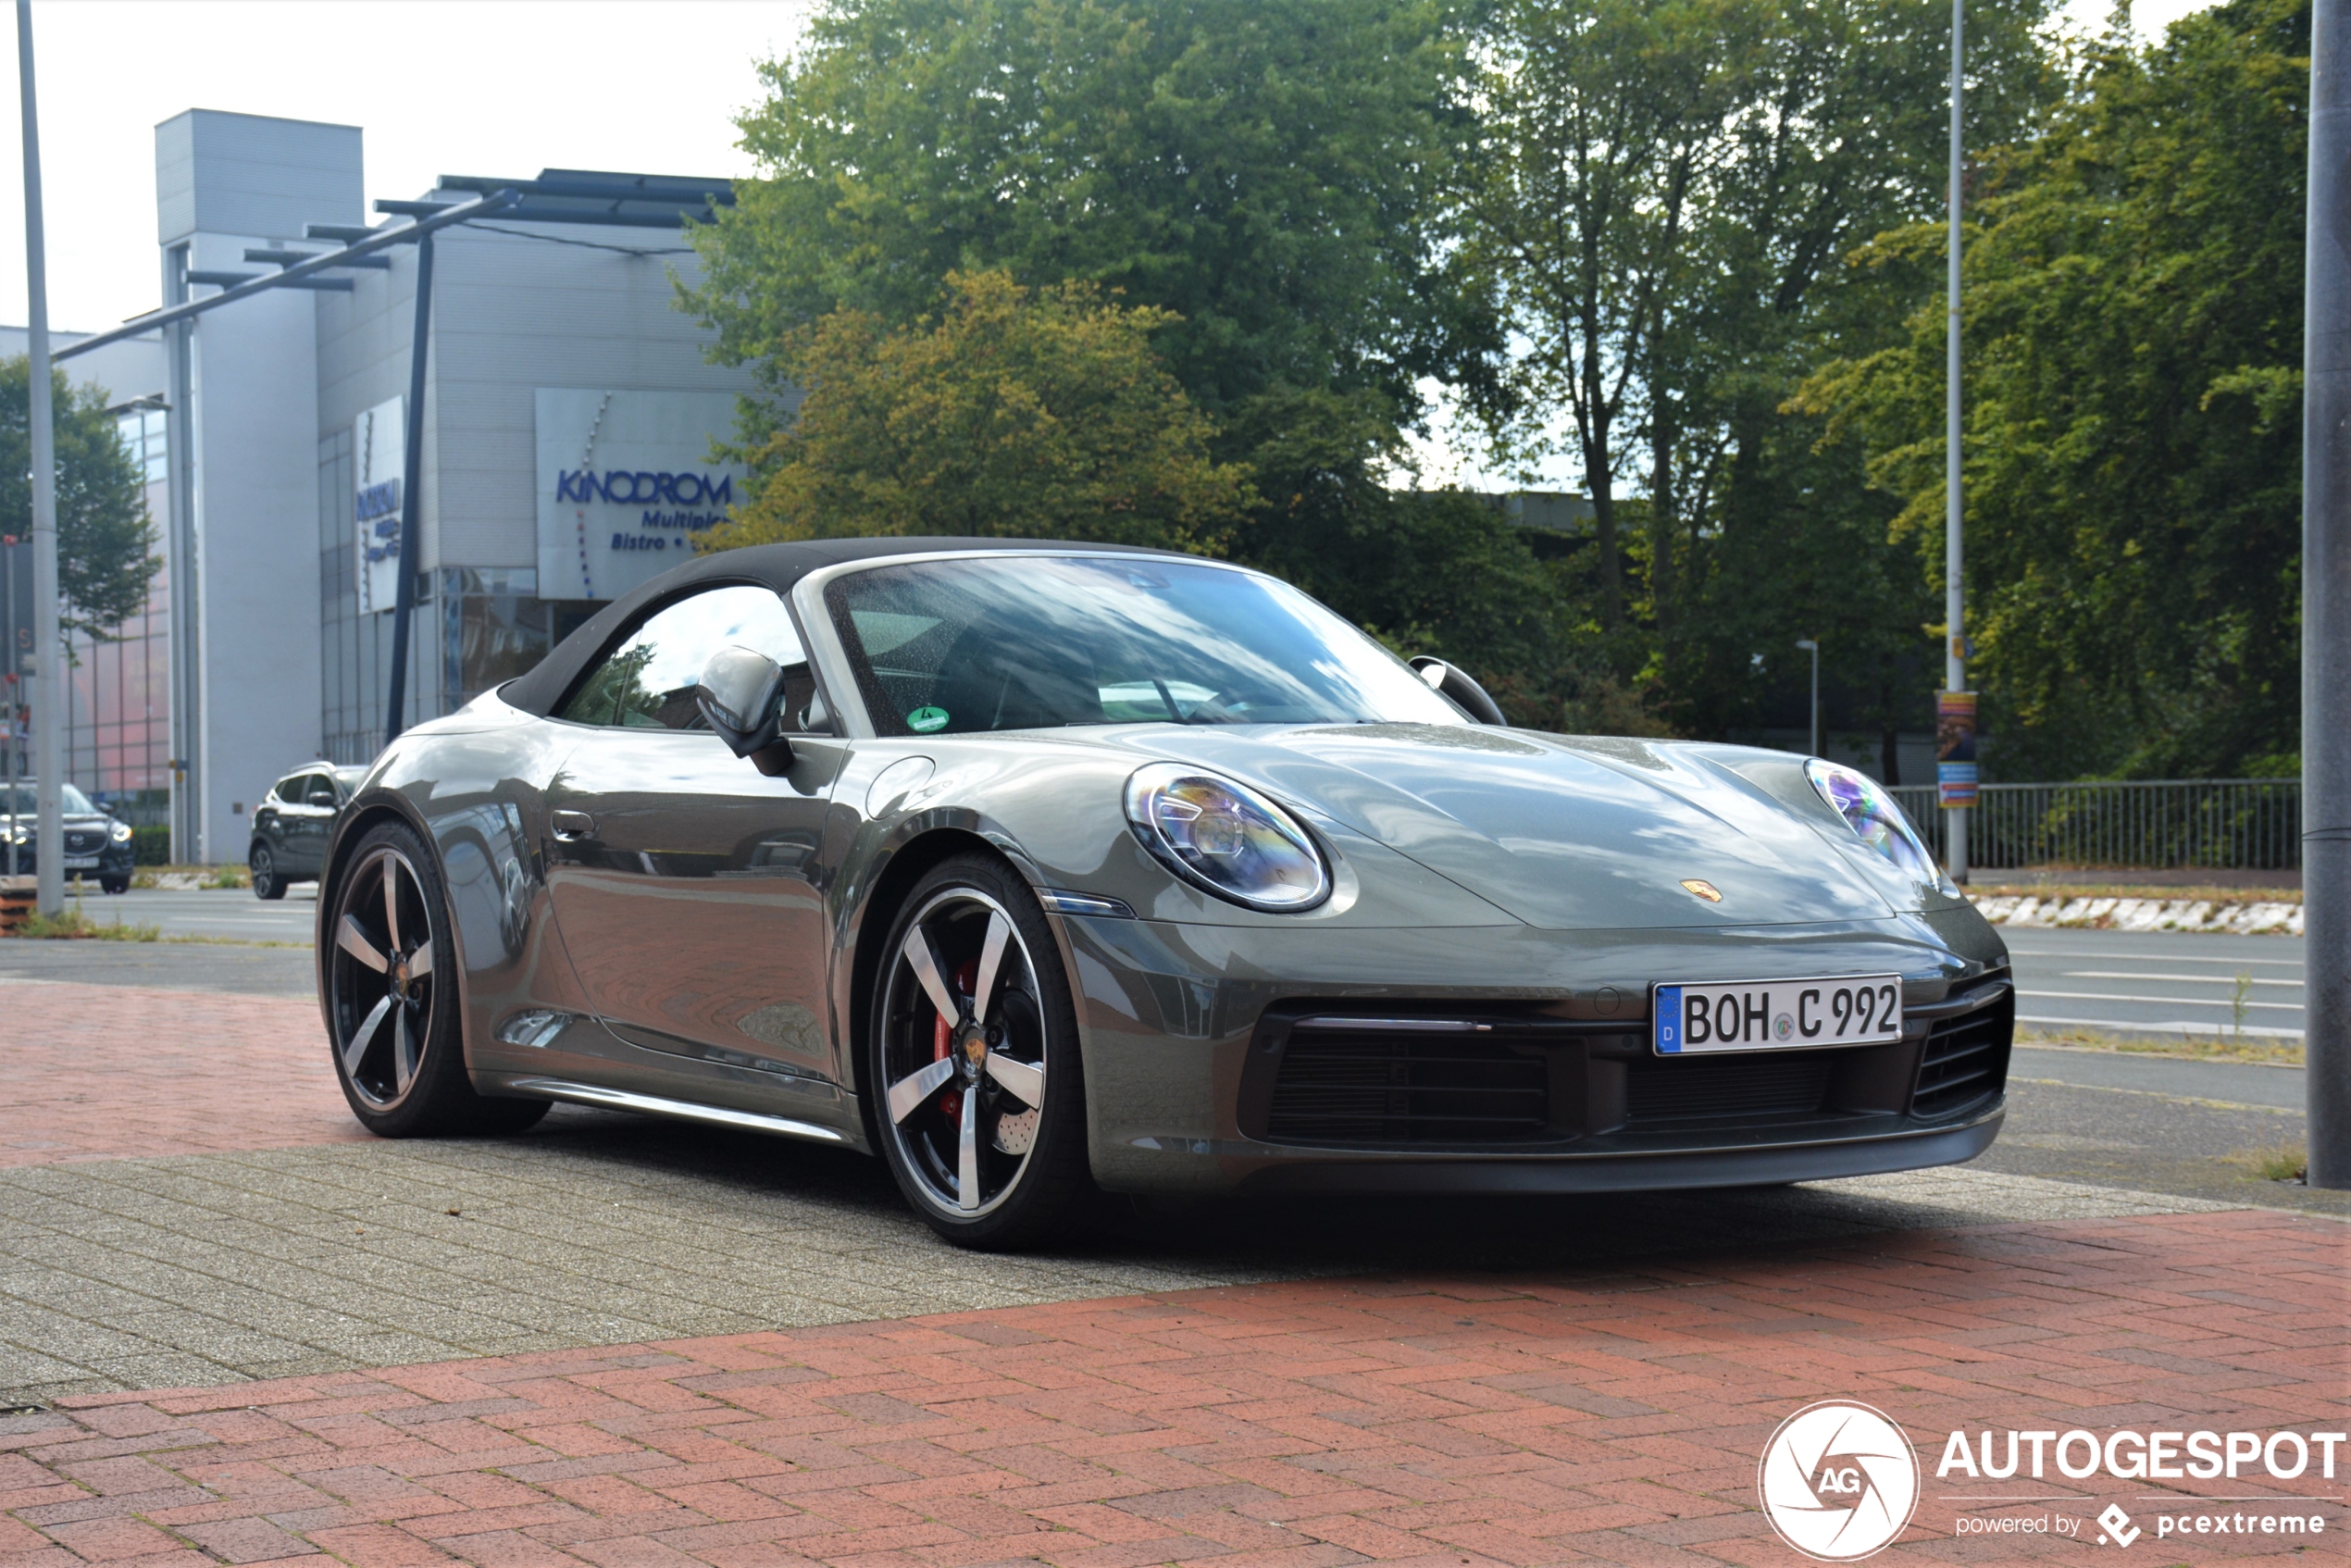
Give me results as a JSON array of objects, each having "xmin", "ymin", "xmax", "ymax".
[
  {"xmin": 109, "ymin": 821, "xmax": 132, "ymax": 843},
  {"xmin": 1123, "ymin": 764, "xmax": 1330, "ymax": 912},
  {"xmin": 1805, "ymin": 759, "xmax": 1947, "ymax": 890}
]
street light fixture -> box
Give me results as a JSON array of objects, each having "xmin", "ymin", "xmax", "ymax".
[{"xmin": 1795, "ymin": 639, "xmax": 1820, "ymax": 758}]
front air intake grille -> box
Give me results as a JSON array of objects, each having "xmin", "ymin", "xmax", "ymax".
[
  {"xmin": 64, "ymin": 829, "xmax": 103, "ymax": 854},
  {"xmin": 1624, "ymin": 1053, "xmax": 1835, "ymax": 1124},
  {"xmin": 1911, "ymin": 986, "xmax": 2014, "ymax": 1117},
  {"xmin": 1265, "ymin": 1028, "xmax": 1549, "ymax": 1145}
]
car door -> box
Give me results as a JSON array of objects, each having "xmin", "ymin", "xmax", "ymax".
[
  {"xmin": 298, "ymin": 772, "xmax": 343, "ymax": 874},
  {"xmin": 255, "ymin": 773, "xmax": 312, "ymax": 873},
  {"xmin": 542, "ymin": 581, "xmax": 851, "ymax": 1103}
]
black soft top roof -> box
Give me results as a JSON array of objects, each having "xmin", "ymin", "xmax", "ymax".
[{"xmin": 499, "ymin": 536, "xmax": 1185, "ymax": 718}]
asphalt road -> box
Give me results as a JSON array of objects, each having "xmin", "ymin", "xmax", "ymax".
[
  {"xmin": 2002, "ymin": 924, "xmax": 2305, "ymax": 1040},
  {"xmin": 77, "ymin": 884, "xmax": 318, "ymax": 943}
]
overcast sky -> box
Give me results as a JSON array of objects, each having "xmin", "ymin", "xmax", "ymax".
[
  {"xmin": 0, "ymin": 0, "xmax": 2226, "ymax": 451},
  {"xmin": 0, "ymin": 1, "xmax": 816, "ymax": 332}
]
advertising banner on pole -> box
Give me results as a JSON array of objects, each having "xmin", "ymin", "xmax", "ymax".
[
  {"xmin": 355, "ymin": 395, "xmax": 404, "ymax": 615},
  {"xmin": 1936, "ymin": 691, "xmax": 1979, "ymax": 808}
]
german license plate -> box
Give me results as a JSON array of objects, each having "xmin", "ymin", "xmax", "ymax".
[
  {"xmin": 1652, "ymin": 974, "xmax": 1903, "ymax": 1054},
  {"xmin": 63, "ymin": 855, "xmax": 100, "ymax": 870}
]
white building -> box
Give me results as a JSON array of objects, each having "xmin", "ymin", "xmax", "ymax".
[{"xmin": 31, "ymin": 109, "xmax": 758, "ymax": 863}]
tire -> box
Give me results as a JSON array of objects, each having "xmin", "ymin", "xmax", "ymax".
[
  {"xmin": 324, "ymin": 818, "xmax": 549, "ymax": 1138},
  {"xmin": 251, "ymin": 843, "xmax": 286, "ymax": 900},
  {"xmin": 101, "ymin": 877, "xmax": 129, "ymax": 895},
  {"xmin": 868, "ymin": 853, "xmax": 1101, "ymax": 1250}
]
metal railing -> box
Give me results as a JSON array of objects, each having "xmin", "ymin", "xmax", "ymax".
[{"xmin": 1885, "ymin": 779, "xmax": 2301, "ymax": 871}]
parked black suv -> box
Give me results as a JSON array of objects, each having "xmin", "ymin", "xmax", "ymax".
[
  {"xmin": 249, "ymin": 765, "xmax": 367, "ymax": 900},
  {"xmin": 0, "ymin": 781, "xmax": 136, "ymax": 893}
]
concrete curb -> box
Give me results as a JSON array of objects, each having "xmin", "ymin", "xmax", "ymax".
[{"xmin": 1970, "ymin": 892, "xmax": 2303, "ymax": 935}]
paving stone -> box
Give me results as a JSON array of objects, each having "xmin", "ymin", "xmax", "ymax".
[{"xmin": 2, "ymin": 1213, "xmax": 2341, "ymax": 1564}]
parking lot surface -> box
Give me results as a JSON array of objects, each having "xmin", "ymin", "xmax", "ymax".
[
  {"xmin": 3, "ymin": 1207, "xmax": 2340, "ymax": 1564},
  {"xmin": 1, "ymin": 942, "xmax": 2344, "ymax": 1565}
]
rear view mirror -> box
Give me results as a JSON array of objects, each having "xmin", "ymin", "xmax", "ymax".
[
  {"xmin": 696, "ymin": 645, "xmax": 796, "ymax": 773},
  {"xmin": 1411, "ymin": 656, "xmax": 1508, "ymax": 726}
]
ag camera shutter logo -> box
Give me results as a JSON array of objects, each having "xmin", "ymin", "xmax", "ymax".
[{"xmin": 1757, "ymin": 1400, "xmax": 1921, "ymax": 1561}]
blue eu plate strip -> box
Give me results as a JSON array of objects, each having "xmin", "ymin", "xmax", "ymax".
[{"xmin": 1654, "ymin": 985, "xmax": 1683, "ymax": 1053}]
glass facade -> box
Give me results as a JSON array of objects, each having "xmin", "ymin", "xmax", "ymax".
[
  {"xmin": 318, "ymin": 433, "xmax": 588, "ymax": 760},
  {"xmin": 57, "ymin": 408, "xmax": 171, "ymax": 827}
]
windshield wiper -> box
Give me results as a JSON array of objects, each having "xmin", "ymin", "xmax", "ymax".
[{"xmin": 1150, "ymin": 678, "xmax": 1213, "ymax": 725}]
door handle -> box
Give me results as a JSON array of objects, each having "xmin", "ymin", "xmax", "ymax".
[{"xmin": 551, "ymin": 810, "xmax": 595, "ymax": 841}]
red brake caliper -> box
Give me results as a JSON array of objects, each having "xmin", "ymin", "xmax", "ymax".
[{"xmin": 932, "ymin": 958, "xmax": 978, "ymax": 1123}]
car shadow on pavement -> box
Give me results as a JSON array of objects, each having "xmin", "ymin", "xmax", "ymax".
[{"xmin": 505, "ymin": 1101, "xmax": 2216, "ymax": 1278}]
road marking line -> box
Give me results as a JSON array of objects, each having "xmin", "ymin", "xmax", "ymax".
[
  {"xmin": 2006, "ymin": 950, "xmax": 2302, "ymax": 966},
  {"xmin": 2061, "ymin": 971, "xmax": 2302, "ymax": 987},
  {"xmin": 2020, "ymin": 989, "xmax": 2302, "ymax": 1011},
  {"xmin": 2009, "ymin": 1076, "xmax": 2304, "ymax": 1115}
]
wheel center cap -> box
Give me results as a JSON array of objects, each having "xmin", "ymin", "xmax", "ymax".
[
  {"xmin": 388, "ymin": 954, "xmax": 410, "ymax": 999},
  {"xmin": 958, "ymin": 1028, "xmax": 987, "ymax": 1082}
]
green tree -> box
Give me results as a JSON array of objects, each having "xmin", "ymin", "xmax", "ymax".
[
  {"xmin": 0, "ymin": 357, "xmax": 157, "ymax": 640},
  {"xmin": 1793, "ymin": 0, "xmax": 2307, "ymax": 778},
  {"xmin": 699, "ymin": 269, "xmax": 1252, "ymax": 552},
  {"xmin": 1460, "ymin": 0, "xmax": 2054, "ymax": 721},
  {"xmin": 686, "ymin": 0, "xmax": 1478, "ymax": 419},
  {"xmin": 1459, "ymin": 0, "xmax": 1765, "ymax": 641}
]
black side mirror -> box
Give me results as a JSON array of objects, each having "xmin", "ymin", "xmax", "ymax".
[
  {"xmin": 696, "ymin": 645, "xmax": 797, "ymax": 774},
  {"xmin": 1411, "ymin": 656, "xmax": 1508, "ymax": 726}
]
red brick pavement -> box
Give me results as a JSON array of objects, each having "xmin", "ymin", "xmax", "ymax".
[
  {"xmin": 3, "ymin": 1208, "xmax": 2343, "ymax": 1566},
  {"xmin": 0, "ymin": 982, "xmax": 361, "ymax": 1165}
]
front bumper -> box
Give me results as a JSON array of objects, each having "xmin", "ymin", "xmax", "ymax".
[
  {"xmin": 2, "ymin": 840, "xmax": 134, "ymax": 879},
  {"xmin": 1060, "ymin": 912, "xmax": 2014, "ymax": 1196}
]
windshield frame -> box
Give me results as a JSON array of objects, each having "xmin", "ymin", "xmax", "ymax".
[{"xmin": 797, "ymin": 548, "xmax": 1467, "ymax": 740}]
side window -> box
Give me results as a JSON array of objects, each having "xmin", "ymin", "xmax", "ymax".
[
  {"xmin": 269, "ymin": 778, "xmax": 302, "ymax": 805},
  {"xmin": 558, "ymin": 584, "xmax": 806, "ymax": 731}
]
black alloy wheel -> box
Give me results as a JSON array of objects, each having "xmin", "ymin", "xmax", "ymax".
[
  {"xmin": 102, "ymin": 876, "xmax": 128, "ymax": 895},
  {"xmin": 252, "ymin": 843, "xmax": 286, "ymax": 901},
  {"xmin": 326, "ymin": 820, "xmax": 546, "ymax": 1137},
  {"xmin": 871, "ymin": 854, "xmax": 1100, "ymax": 1249}
]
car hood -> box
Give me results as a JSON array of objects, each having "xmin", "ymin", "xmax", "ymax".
[{"xmin": 1101, "ymin": 724, "xmax": 1899, "ymax": 930}]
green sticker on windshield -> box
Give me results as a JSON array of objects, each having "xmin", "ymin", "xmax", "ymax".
[{"xmin": 907, "ymin": 706, "xmax": 950, "ymax": 733}]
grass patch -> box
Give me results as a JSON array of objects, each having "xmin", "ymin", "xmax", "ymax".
[
  {"xmin": 2017, "ymin": 1024, "xmax": 2304, "ymax": 1067},
  {"xmin": 14, "ymin": 902, "xmax": 161, "ymax": 941},
  {"xmin": 2227, "ymin": 1142, "xmax": 2308, "ymax": 1183},
  {"xmin": 132, "ymin": 864, "xmax": 252, "ymax": 890},
  {"xmin": 1971, "ymin": 883, "xmax": 2299, "ymax": 905}
]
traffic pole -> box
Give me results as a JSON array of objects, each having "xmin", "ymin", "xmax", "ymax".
[
  {"xmin": 1944, "ymin": 0, "xmax": 1970, "ymax": 884},
  {"xmin": 383, "ymin": 230, "xmax": 434, "ymax": 748},
  {"xmin": 2304, "ymin": 0, "xmax": 2349, "ymax": 1188},
  {"xmin": 15, "ymin": 0, "xmax": 58, "ymax": 916}
]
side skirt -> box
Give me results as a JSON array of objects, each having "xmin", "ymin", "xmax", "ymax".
[{"xmin": 501, "ymin": 1076, "xmax": 852, "ymax": 1146}]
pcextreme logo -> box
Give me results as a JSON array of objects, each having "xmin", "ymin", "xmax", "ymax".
[{"xmin": 1757, "ymin": 1400, "xmax": 1922, "ymax": 1562}]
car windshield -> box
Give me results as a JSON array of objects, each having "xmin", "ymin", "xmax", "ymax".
[
  {"xmin": 827, "ymin": 554, "xmax": 1467, "ymax": 736},
  {"xmin": 0, "ymin": 783, "xmax": 96, "ymax": 816}
]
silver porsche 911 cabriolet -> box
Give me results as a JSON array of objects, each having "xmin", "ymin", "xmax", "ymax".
[{"xmin": 317, "ymin": 538, "xmax": 2011, "ymax": 1249}]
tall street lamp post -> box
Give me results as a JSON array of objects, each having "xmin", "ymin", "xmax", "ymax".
[
  {"xmin": 14, "ymin": 0, "xmax": 58, "ymax": 916},
  {"xmin": 2303, "ymin": 0, "xmax": 2347, "ymax": 1187},
  {"xmin": 1943, "ymin": 0, "xmax": 1972, "ymax": 885}
]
